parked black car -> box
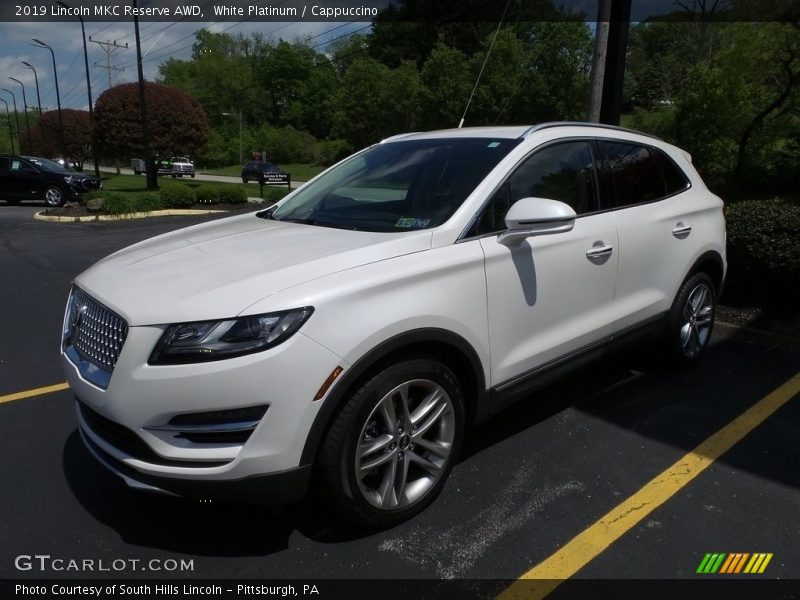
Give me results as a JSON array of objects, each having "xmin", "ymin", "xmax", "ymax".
[
  {"xmin": 241, "ymin": 160, "xmax": 289, "ymax": 185},
  {"xmin": 0, "ymin": 155, "xmax": 102, "ymax": 207}
]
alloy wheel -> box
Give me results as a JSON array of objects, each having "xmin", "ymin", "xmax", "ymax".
[
  {"xmin": 680, "ymin": 283, "xmax": 714, "ymax": 358},
  {"xmin": 355, "ymin": 379, "xmax": 455, "ymax": 510}
]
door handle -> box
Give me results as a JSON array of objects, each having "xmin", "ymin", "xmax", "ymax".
[
  {"xmin": 672, "ymin": 222, "xmax": 692, "ymax": 239},
  {"xmin": 586, "ymin": 242, "xmax": 613, "ymax": 263}
]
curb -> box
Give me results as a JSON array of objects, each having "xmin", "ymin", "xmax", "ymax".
[{"xmin": 33, "ymin": 209, "xmax": 226, "ymax": 223}]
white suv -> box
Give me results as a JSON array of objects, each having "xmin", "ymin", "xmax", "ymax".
[{"xmin": 62, "ymin": 123, "xmax": 726, "ymax": 528}]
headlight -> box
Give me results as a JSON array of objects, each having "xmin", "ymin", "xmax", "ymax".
[{"xmin": 148, "ymin": 307, "xmax": 314, "ymax": 365}]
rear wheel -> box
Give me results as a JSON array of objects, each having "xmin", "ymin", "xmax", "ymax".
[
  {"xmin": 320, "ymin": 358, "xmax": 464, "ymax": 529},
  {"xmin": 44, "ymin": 185, "xmax": 65, "ymax": 207},
  {"xmin": 664, "ymin": 272, "xmax": 716, "ymax": 365}
]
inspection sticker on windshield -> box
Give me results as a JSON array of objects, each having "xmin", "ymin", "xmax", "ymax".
[{"xmin": 396, "ymin": 217, "xmax": 431, "ymax": 229}]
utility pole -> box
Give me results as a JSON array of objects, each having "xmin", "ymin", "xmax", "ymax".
[
  {"xmin": 89, "ymin": 37, "xmax": 128, "ymax": 89},
  {"xmin": 587, "ymin": 0, "xmax": 632, "ymax": 126},
  {"xmin": 133, "ymin": 1, "xmax": 157, "ymax": 191}
]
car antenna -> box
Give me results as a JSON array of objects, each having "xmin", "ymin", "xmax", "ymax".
[{"xmin": 457, "ymin": 0, "xmax": 512, "ymax": 129}]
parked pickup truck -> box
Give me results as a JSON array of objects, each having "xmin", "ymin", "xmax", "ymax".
[{"xmin": 131, "ymin": 157, "xmax": 195, "ymax": 178}]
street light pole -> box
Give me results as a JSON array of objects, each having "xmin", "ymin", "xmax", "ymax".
[
  {"xmin": 30, "ymin": 39, "xmax": 66, "ymax": 161},
  {"xmin": 0, "ymin": 98, "xmax": 15, "ymax": 155},
  {"xmin": 20, "ymin": 62, "xmax": 43, "ymax": 115},
  {"xmin": 9, "ymin": 78, "xmax": 32, "ymax": 149},
  {"xmin": 57, "ymin": 1, "xmax": 99, "ymax": 176},
  {"xmin": 1, "ymin": 89, "xmax": 21, "ymax": 152},
  {"xmin": 222, "ymin": 111, "xmax": 243, "ymax": 165}
]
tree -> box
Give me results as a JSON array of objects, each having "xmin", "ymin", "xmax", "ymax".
[
  {"xmin": 27, "ymin": 109, "xmax": 92, "ymax": 168},
  {"xmin": 94, "ymin": 82, "xmax": 210, "ymax": 162}
]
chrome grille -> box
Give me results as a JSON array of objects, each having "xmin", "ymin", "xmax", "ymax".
[{"xmin": 65, "ymin": 287, "xmax": 128, "ymax": 373}]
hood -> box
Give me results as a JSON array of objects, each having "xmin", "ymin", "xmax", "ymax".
[{"xmin": 75, "ymin": 212, "xmax": 432, "ymax": 326}]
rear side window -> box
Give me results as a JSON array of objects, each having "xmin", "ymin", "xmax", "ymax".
[
  {"xmin": 599, "ymin": 141, "xmax": 665, "ymax": 208},
  {"xmin": 652, "ymin": 148, "xmax": 690, "ymax": 195}
]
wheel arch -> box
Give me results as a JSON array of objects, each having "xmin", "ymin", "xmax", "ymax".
[
  {"xmin": 685, "ymin": 250, "xmax": 725, "ymax": 296},
  {"xmin": 300, "ymin": 328, "xmax": 486, "ymax": 466}
]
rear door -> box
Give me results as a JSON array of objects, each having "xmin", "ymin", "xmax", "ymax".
[
  {"xmin": 7, "ymin": 158, "xmax": 42, "ymax": 200},
  {"xmin": 596, "ymin": 140, "xmax": 700, "ymax": 330}
]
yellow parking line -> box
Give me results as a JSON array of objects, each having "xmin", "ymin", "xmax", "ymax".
[
  {"xmin": 0, "ymin": 382, "xmax": 70, "ymax": 405},
  {"xmin": 499, "ymin": 371, "xmax": 800, "ymax": 600}
]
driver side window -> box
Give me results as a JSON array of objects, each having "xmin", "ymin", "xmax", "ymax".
[{"xmin": 472, "ymin": 141, "xmax": 597, "ymax": 236}]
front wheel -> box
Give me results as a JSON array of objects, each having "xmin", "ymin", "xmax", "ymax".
[
  {"xmin": 320, "ymin": 358, "xmax": 464, "ymax": 529},
  {"xmin": 664, "ymin": 272, "xmax": 716, "ymax": 365},
  {"xmin": 44, "ymin": 185, "xmax": 65, "ymax": 207}
]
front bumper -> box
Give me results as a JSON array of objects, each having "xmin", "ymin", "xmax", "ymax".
[
  {"xmin": 63, "ymin": 322, "xmax": 346, "ymax": 499},
  {"xmin": 80, "ymin": 423, "xmax": 312, "ymax": 503}
]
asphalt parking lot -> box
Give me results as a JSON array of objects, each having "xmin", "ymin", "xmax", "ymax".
[{"xmin": 1, "ymin": 202, "xmax": 798, "ymax": 597}]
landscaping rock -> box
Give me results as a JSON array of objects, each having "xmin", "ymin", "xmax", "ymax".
[
  {"xmin": 63, "ymin": 201, "xmax": 80, "ymax": 209},
  {"xmin": 86, "ymin": 198, "xmax": 105, "ymax": 212}
]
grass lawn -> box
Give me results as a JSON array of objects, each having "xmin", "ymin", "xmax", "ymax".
[{"xmin": 199, "ymin": 163, "xmax": 326, "ymax": 181}]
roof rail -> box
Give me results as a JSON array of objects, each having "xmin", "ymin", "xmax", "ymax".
[{"xmin": 519, "ymin": 121, "xmax": 662, "ymax": 141}]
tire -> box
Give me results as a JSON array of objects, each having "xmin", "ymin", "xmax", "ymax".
[
  {"xmin": 242, "ymin": 177, "xmax": 248, "ymax": 183},
  {"xmin": 320, "ymin": 358, "xmax": 464, "ymax": 529},
  {"xmin": 190, "ymin": 174, "xmax": 195, "ymax": 178},
  {"xmin": 44, "ymin": 185, "xmax": 66, "ymax": 207},
  {"xmin": 664, "ymin": 272, "xmax": 716, "ymax": 366}
]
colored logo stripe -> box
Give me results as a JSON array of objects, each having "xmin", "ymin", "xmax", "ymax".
[{"xmin": 697, "ymin": 553, "xmax": 773, "ymax": 574}]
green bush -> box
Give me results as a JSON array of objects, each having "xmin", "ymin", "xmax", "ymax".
[
  {"xmin": 725, "ymin": 198, "xmax": 800, "ymax": 306},
  {"xmin": 217, "ymin": 185, "xmax": 248, "ymax": 204},
  {"xmin": 261, "ymin": 187, "xmax": 291, "ymax": 203},
  {"xmin": 102, "ymin": 193, "xmax": 133, "ymax": 215},
  {"xmin": 103, "ymin": 192, "xmax": 164, "ymax": 215},
  {"xmin": 136, "ymin": 191, "xmax": 163, "ymax": 212},
  {"xmin": 160, "ymin": 183, "xmax": 196, "ymax": 208},
  {"xmin": 195, "ymin": 184, "xmax": 220, "ymax": 204}
]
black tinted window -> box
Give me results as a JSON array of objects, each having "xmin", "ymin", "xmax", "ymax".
[
  {"xmin": 473, "ymin": 141, "xmax": 596, "ymax": 235},
  {"xmin": 652, "ymin": 148, "xmax": 690, "ymax": 195},
  {"xmin": 600, "ymin": 142, "xmax": 666, "ymax": 208},
  {"xmin": 0, "ymin": 157, "xmax": 8, "ymax": 173}
]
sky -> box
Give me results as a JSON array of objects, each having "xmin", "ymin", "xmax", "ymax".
[{"xmin": 0, "ymin": 19, "xmax": 367, "ymax": 113}]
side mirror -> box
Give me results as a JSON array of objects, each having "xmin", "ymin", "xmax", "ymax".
[{"xmin": 498, "ymin": 197, "xmax": 577, "ymax": 247}]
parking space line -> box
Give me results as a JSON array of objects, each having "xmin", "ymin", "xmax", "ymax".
[
  {"xmin": 499, "ymin": 371, "xmax": 800, "ymax": 600},
  {"xmin": 0, "ymin": 382, "xmax": 70, "ymax": 405}
]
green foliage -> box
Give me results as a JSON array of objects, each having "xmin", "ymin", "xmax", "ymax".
[
  {"xmin": 194, "ymin": 183, "xmax": 220, "ymax": 204},
  {"xmin": 217, "ymin": 185, "xmax": 247, "ymax": 204},
  {"xmin": 725, "ymin": 198, "xmax": 800, "ymax": 306},
  {"xmin": 103, "ymin": 192, "xmax": 164, "ymax": 215},
  {"xmin": 159, "ymin": 183, "xmax": 196, "ymax": 208},
  {"xmin": 314, "ymin": 139, "xmax": 352, "ymax": 166},
  {"xmin": 262, "ymin": 187, "xmax": 291, "ymax": 203}
]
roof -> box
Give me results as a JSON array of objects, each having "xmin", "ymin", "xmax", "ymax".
[{"xmin": 383, "ymin": 121, "xmax": 662, "ymax": 143}]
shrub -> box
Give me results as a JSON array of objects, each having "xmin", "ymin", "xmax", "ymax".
[
  {"xmin": 103, "ymin": 192, "xmax": 164, "ymax": 215},
  {"xmin": 160, "ymin": 183, "xmax": 196, "ymax": 208},
  {"xmin": 195, "ymin": 184, "xmax": 220, "ymax": 204},
  {"xmin": 136, "ymin": 191, "xmax": 163, "ymax": 212},
  {"xmin": 102, "ymin": 193, "xmax": 133, "ymax": 215},
  {"xmin": 217, "ymin": 185, "xmax": 247, "ymax": 204},
  {"xmin": 262, "ymin": 187, "xmax": 291, "ymax": 203},
  {"xmin": 725, "ymin": 198, "xmax": 800, "ymax": 306}
]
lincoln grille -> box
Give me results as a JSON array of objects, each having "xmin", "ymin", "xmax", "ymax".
[{"xmin": 65, "ymin": 287, "xmax": 128, "ymax": 373}]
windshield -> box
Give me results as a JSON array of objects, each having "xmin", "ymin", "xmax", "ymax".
[
  {"xmin": 26, "ymin": 157, "xmax": 69, "ymax": 173},
  {"xmin": 272, "ymin": 137, "xmax": 521, "ymax": 232}
]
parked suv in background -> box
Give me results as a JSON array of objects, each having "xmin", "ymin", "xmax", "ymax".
[
  {"xmin": 0, "ymin": 155, "xmax": 102, "ymax": 207},
  {"xmin": 62, "ymin": 123, "xmax": 726, "ymax": 528}
]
